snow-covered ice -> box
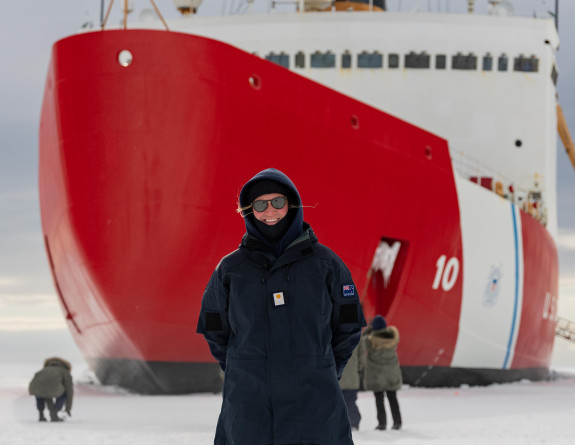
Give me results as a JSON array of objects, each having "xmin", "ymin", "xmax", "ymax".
[{"xmin": 3, "ymin": 362, "xmax": 575, "ymax": 444}]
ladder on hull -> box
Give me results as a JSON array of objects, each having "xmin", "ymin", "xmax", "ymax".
[{"xmin": 556, "ymin": 317, "xmax": 575, "ymax": 343}]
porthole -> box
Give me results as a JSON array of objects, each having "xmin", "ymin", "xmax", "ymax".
[
  {"xmin": 118, "ymin": 50, "xmax": 133, "ymax": 67},
  {"xmin": 249, "ymin": 75, "xmax": 261, "ymax": 89}
]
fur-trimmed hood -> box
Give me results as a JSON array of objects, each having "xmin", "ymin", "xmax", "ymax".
[
  {"xmin": 43, "ymin": 357, "xmax": 72, "ymax": 371},
  {"xmin": 367, "ymin": 326, "xmax": 399, "ymax": 350}
]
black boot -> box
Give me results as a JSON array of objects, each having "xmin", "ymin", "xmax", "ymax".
[
  {"xmin": 38, "ymin": 410, "xmax": 47, "ymax": 422},
  {"xmin": 46, "ymin": 399, "xmax": 62, "ymax": 422},
  {"xmin": 49, "ymin": 409, "xmax": 63, "ymax": 421}
]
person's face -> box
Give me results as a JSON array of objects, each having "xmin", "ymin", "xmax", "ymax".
[{"xmin": 252, "ymin": 193, "xmax": 289, "ymax": 225}]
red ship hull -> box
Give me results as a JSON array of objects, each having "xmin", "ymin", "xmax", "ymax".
[{"xmin": 39, "ymin": 30, "xmax": 558, "ymax": 393}]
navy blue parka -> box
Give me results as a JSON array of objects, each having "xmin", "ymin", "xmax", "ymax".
[{"xmin": 197, "ymin": 168, "xmax": 366, "ymax": 445}]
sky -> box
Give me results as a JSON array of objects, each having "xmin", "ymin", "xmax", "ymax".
[{"xmin": 1, "ymin": 0, "xmax": 575, "ymax": 366}]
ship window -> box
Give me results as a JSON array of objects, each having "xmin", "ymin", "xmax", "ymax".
[
  {"xmin": 514, "ymin": 54, "xmax": 539, "ymax": 72},
  {"xmin": 452, "ymin": 52, "xmax": 477, "ymax": 70},
  {"xmin": 295, "ymin": 51, "xmax": 305, "ymax": 68},
  {"xmin": 551, "ymin": 65, "xmax": 558, "ymax": 85},
  {"xmin": 388, "ymin": 53, "xmax": 399, "ymax": 68},
  {"xmin": 498, "ymin": 54, "xmax": 508, "ymax": 71},
  {"xmin": 358, "ymin": 51, "xmax": 383, "ymax": 68},
  {"xmin": 435, "ymin": 54, "xmax": 446, "ymax": 69},
  {"xmin": 483, "ymin": 54, "xmax": 493, "ymax": 71},
  {"xmin": 342, "ymin": 51, "xmax": 352, "ymax": 69},
  {"xmin": 265, "ymin": 52, "xmax": 289, "ymax": 69},
  {"xmin": 405, "ymin": 52, "xmax": 430, "ymax": 69},
  {"xmin": 311, "ymin": 51, "xmax": 336, "ymax": 68}
]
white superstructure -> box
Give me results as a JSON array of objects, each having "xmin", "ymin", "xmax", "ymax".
[{"xmin": 99, "ymin": 2, "xmax": 560, "ymax": 236}]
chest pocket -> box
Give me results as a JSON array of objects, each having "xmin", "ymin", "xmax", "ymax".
[
  {"xmin": 289, "ymin": 260, "xmax": 333, "ymax": 356},
  {"xmin": 291, "ymin": 258, "xmax": 331, "ymax": 314},
  {"xmin": 227, "ymin": 269, "xmax": 268, "ymax": 358}
]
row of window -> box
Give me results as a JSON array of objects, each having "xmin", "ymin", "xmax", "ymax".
[{"xmin": 264, "ymin": 50, "xmax": 540, "ymax": 73}]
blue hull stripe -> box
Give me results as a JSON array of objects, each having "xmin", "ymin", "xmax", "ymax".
[{"xmin": 503, "ymin": 203, "xmax": 520, "ymax": 369}]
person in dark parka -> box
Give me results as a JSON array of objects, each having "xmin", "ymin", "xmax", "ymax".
[
  {"xmin": 28, "ymin": 357, "xmax": 74, "ymax": 422},
  {"xmin": 197, "ymin": 168, "xmax": 366, "ymax": 445}
]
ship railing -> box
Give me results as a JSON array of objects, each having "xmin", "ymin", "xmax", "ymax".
[
  {"xmin": 556, "ymin": 317, "xmax": 575, "ymax": 343},
  {"xmin": 249, "ymin": 0, "xmax": 556, "ymax": 18},
  {"xmin": 451, "ymin": 149, "xmax": 548, "ymax": 226},
  {"xmin": 98, "ymin": 1, "xmax": 558, "ymax": 25},
  {"xmin": 269, "ymin": 1, "xmax": 383, "ymax": 12}
]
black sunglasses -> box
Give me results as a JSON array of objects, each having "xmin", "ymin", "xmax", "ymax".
[{"xmin": 252, "ymin": 196, "xmax": 288, "ymax": 212}]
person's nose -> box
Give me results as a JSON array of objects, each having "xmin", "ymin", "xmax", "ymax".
[{"xmin": 263, "ymin": 205, "xmax": 278, "ymax": 215}]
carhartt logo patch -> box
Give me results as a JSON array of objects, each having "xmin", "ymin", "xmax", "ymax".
[
  {"xmin": 273, "ymin": 292, "xmax": 285, "ymax": 306},
  {"xmin": 343, "ymin": 285, "xmax": 355, "ymax": 297}
]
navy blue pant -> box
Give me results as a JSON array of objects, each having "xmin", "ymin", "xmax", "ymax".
[
  {"xmin": 36, "ymin": 394, "xmax": 67, "ymax": 411},
  {"xmin": 342, "ymin": 389, "xmax": 361, "ymax": 429}
]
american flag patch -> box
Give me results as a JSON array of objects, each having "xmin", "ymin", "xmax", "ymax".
[{"xmin": 342, "ymin": 284, "xmax": 355, "ymax": 297}]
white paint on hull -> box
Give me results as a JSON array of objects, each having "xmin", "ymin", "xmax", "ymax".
[{"xmin": 451, "ymin": 175, "xmax": 524, "ymax": 368}]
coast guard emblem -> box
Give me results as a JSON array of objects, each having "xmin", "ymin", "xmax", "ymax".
[
  {"xmin": 483, "ymin": 266, "xmax": 502, "ymax": 307},
  {"xmin": 343, "ymin": 285, "xmax": 355, "ymax": 297}
]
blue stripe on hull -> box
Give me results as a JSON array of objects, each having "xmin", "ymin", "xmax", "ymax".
[{"xmin": 503, "ymin": 203, "xmax": 520, "ymax": 369}]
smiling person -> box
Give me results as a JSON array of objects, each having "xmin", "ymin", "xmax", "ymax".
[{"xmin": 197, "ymin": 167, "xmax": 366, "ymax": 445}]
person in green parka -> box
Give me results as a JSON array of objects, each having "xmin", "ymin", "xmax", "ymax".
[
  {"xmin": 29, "ymin": 357, "xmax": 74, "ymax": 422},
  {"xmin": 362, "ymin": 315, "xmax": 402, "ymax": 430},
  {"xmin": 339, "ymin": 341, "xmax": 363, "ymax": 431}
]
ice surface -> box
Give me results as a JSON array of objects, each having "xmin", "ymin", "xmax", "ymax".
[{"xmin": 3, "ymin": 363, "xmax": 575, "ymax": 444}]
